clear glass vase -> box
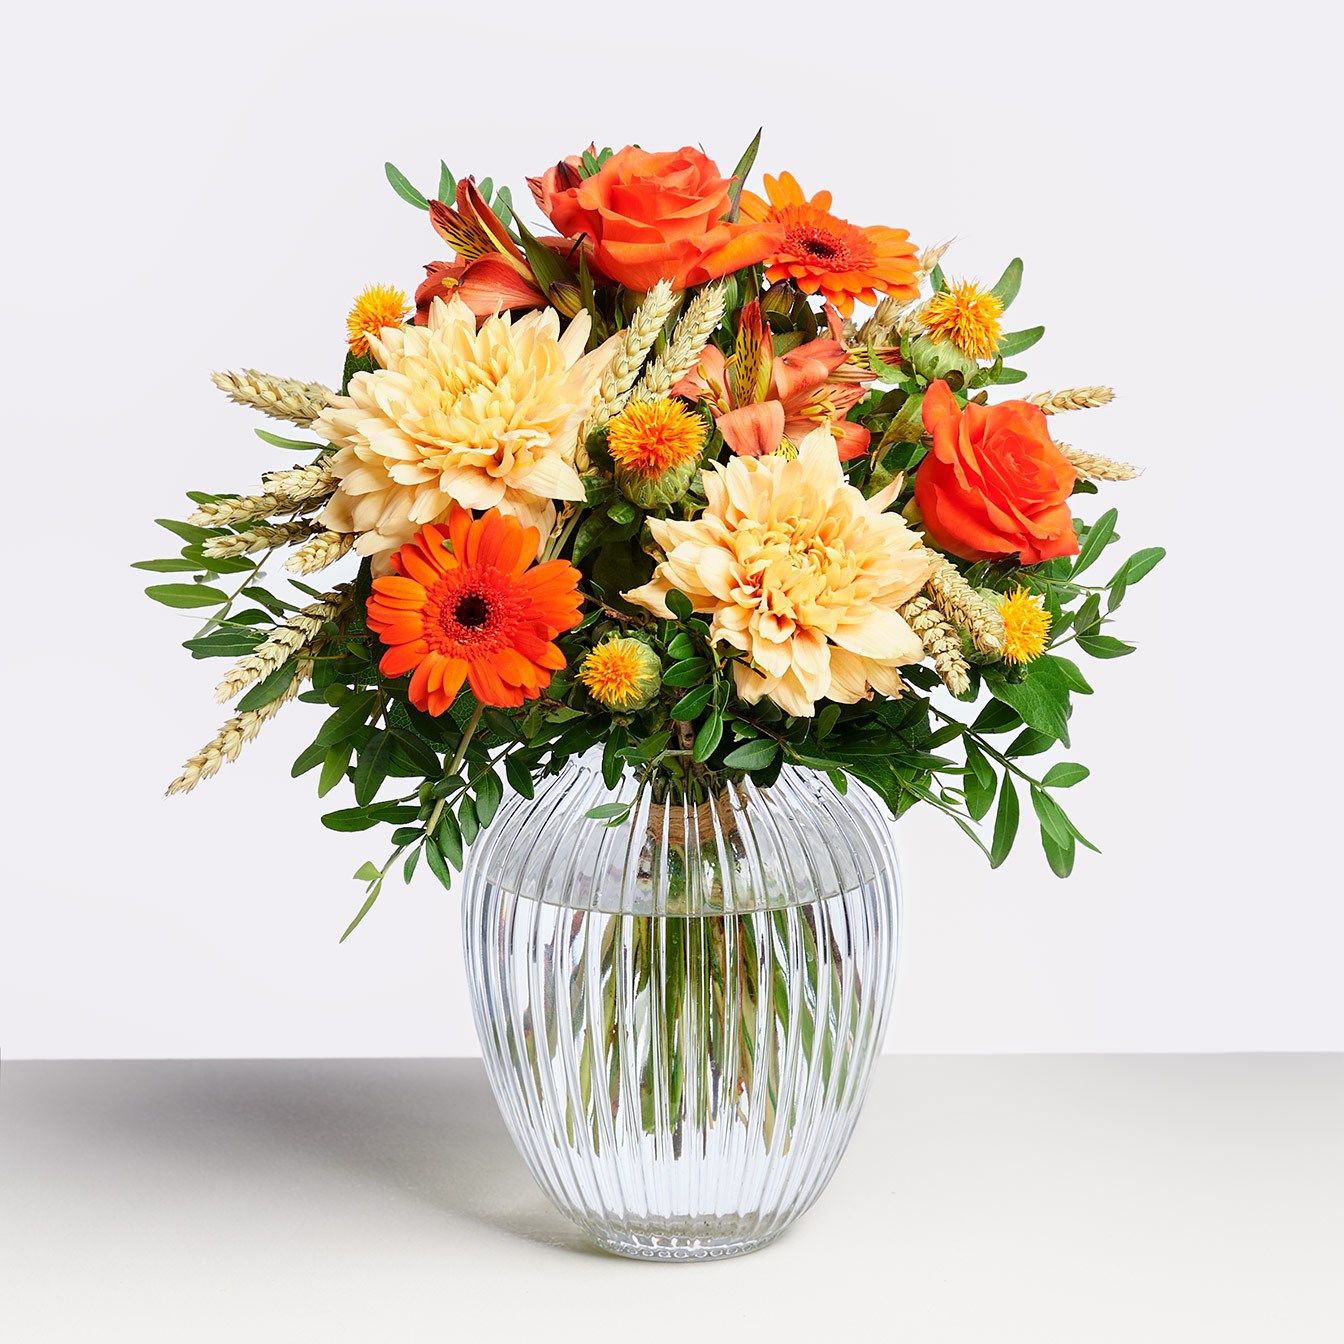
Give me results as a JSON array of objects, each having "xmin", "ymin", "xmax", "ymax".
[{"xmin": 461, "ymin": 752, "xmax": 900, "ymax": 1260}]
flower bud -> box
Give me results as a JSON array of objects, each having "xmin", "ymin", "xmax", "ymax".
[
  {"xmin": 909, "ymin": 334, "xmax": 980, "ymax": 383},
  {"xmin": 548, "ymin": 281, "xmax": 584, "ymax": 319},
  {"xmin": 616, "ymin": 457, "xmax": 697, "ymax": 509},
  {"xmin": 579, "ymin": 636, "xmax": 663, "ymax": 712}
]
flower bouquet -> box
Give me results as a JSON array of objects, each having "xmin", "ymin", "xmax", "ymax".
[{"xmin": 144, "ymin": 136, "xmax": 1161, "ymax": 1257}]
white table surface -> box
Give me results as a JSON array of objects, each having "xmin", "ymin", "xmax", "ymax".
[{"xmin": 1, "ymin": 1056, "xmax": 1340, "ymax": 1342}]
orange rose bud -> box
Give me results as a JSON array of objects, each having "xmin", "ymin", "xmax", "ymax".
[
  {"xmin": 531, "ymin": 145, "xmax": 783, "ymax": 293},
  {"xmin": 913, "ymin": 380, "xmax": 1079, "ymax": 565}
]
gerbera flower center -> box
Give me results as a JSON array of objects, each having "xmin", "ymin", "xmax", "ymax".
[
  {"xmin": 426, "ymin": 569, "xmax": 525, "ymax": 651},
  {"xmin": 797, "ymin": 231, "xmax": 844, "ymax": 262},
  {"xmin": 452, "ymin": 594, "xmax": 492, "ymax": 629}
]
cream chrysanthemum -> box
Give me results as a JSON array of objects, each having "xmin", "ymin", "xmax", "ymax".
[
  {"xmin": 315, "ymin": 296, "xmax": 620, "ymax": 564},
  {"xmin": 625, "ymin": 429, "xmax": 936, "ymax": 717}
]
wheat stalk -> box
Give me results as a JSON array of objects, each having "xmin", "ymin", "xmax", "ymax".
[
  {"xmin": 210, "ymin": 370, "xmax": 333, "ymax": 427},
  {"xmin": 202, "ymin": 521, "xmax": 319, "ymax": 558},
  {"xmin": 1029, "ymin": 386, "xmax": 1115, "ymax": 415},
  {"xmin": 900, "ymin": 593, "xmax": 970, "ymax": 696},
  {"xmin": 1057, "ymin": 442, "xmax": 1140, "ymax": 481},
  {"xmin": 627, "ymin": 282, "xmax": 728, "ymax": 402},
  {"xmin": 284, "ymin": 530, "xmax": 355, "ymax": 574},
  {"xmin": 925, "ymin": 557, "xmax": 1004, "ymax": 654},
  {"xmin": 213, "ymin": 587, "xmax": 350, "ymax": 704},
  {"xmin": 165, "ymin": 660, "xmax": 311, "ymax": 797},
  {"xmin": 189, "ymin": 464, "xmax": 337, "ymax": 527},
  {"xmin": 582, "ymin": 281, "xmax": 678, "ymax": 434}
]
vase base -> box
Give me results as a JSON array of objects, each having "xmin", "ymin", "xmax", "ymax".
[{"xmin": 590, "ymin": 1228, "xmax": 781, "ymax": 1262}]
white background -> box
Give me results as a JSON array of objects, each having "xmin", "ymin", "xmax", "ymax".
[{"xmin": 2, "ymin": 0, "xmax": 1340, "ymax": 1059}]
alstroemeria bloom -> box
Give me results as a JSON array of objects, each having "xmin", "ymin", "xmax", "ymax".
[
  {"xmin": 625, "ymin": 427, "xmax": 934, "ymax": 717},
  {"xmin": 415, "ymin": 179, "xmax": 548, "ymax": 321},
  {"xmin": 673, "ymin": 301, "xmax": 876, "ymax": 460}
]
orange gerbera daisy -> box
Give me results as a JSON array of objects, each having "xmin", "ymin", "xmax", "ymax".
[
  {"xmin": 366, "ymin": 508, "xmax": 582, "ymax": 713},
  {"xmin": 739, "ymin": 172, "xmax": 919, "ymax": 318}
]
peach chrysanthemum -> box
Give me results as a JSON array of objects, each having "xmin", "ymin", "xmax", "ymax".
[
  {"xmin": 921, "ymin": 279, "xmax": 1004, "ymax": 361},
  {"xmin": 346, "ymin": 284, "xmax": 410, "ymax": 357},
  {"xmin": 998, "ymin": 587, "xmax": 1051, "ymax": 664},
  {"xmin": 315, "ymin": 296, "xmax": 620, "ymax": 566},
  {"xmin": 624, "ymin": 428, "xmax": 936, "ymax": 717},
  {"xmin": 738, "ymin": 172, "xmax": 919, "ymax": 318},
  {"xmin": 607, "ymin": 400, "xmax": 707, "ymax": 479}
]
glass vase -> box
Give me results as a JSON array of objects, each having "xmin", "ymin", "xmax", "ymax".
[{"xmin": 461, "ymin": 752, "xmax": 900, "ymax": 1260}]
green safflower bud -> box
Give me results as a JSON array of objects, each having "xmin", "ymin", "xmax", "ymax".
[{"xmin": 909, "ymin": 334, "xmax": 980, "ymax": 383}]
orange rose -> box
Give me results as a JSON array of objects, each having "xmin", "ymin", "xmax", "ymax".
[
  {"xmin": 914, "ymin": 380, "xmax": 1078, "ymax": 565},
  {"xmin": 529, "ymin": 145, "xmax": 782, "ymax": 292}
]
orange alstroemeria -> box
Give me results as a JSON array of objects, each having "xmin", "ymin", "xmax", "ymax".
[
  {"xmin": 673, "ymin": 301, "xmax": 876, "ymax": 460},
  {"xmin": 415, "ymin": 178, "xmax": 547, "ymax": 322}
]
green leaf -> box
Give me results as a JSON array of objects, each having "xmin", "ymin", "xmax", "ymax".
[
  {"xmin": 133, "ymin": 557, "xmax": 203, "ymax": 573},
  {"xmin": 144, "ymin": 582, "xmax": 227, "ymax": 609},
  {"xmin": 1031, "ymin": 787, "xmax": 1073, "ymax": 847},
  {"xmin": 403, "ymin": 847, "xmax": 422, "ymax": 884},
  {"xmin": 725, "ymin": 127, "xmax": 762, "ymax": 222},
  {"xmin": 339, "ymin": 887, "xmax": 381, "ymax": 942},
  {"xmin": 995, "ymin": 326, "xmax": 1045, "ymax": 358},
  {"xmin": 1108, "ymin": 546, "xmax": 1166, "ymax": 587},
  {"xmin": 322, "ymin": 807, "xmax": 381, "ymax": 833},
  {"xmin": 290, "ymin": 739, "xmax": 328, "ymax": 778},
  {"xmin": 989, "ymin": 775, "xmax": 1020, "ymax": 868},
  {"xmin": 990, "ymin": 257, "xmax": 1023, "ymax": 309},
  {"xmin": 930, "ymin": 264, "xmax": 947, "ymax": 293},
  {"xmin": 313, "ymin": 690, "xmax": 379, "ymax": 750},
  {"xmin": 1005, "ymin": 727, "xmax": 1054, "ymax": 757},
  {"xmin": 963, "ymin": 740, "xmax": 996, "ymax": 821},
  {"xmin": 667, "ymin": 632, "xmax": 696, "ymax": 660},
  {"xmin": 1072, "ymin": 507, "xmax": 1118, "ymax": 577},
  {"xmin": 183, "ymin": 630, "xmax": 262, "ymax": 659},
  {"xmin": 723, "ymin": 738, "xmax": 779, "ymax": 771},
  {"xmin": 458, "ymin": 796, "xmax": 480, "ymax": 846},
  {"xmin": 235, "ymin": 661, "xmax": 299, "ymax": 712},
  {"xmin": 242, "ymin": 586, "xmax": 297, "ymax": 615},
  {"xmin": 607, "ymin": 499, "xmax": 637, "ymax": 525},
  {"xmin": 670, "ymin": 684, "xmax": 714, "ymax": 721},
  {"xmin": 353, "ymin": 730, "xmax": 396, "ymax": 806},
  {"xmin": 424, "ymin": 839, "xmax": 453, "ymax": 890},
  {"xmin": 504, "ymin": 754, "xmax": 535, "ymax": 799},
  {"xmin": 1040, "ymin": 825, "xmax": 1076, "ymax": 878},
  {"xmin": 663, "ymin": 657, "xmax": 710, "ymax": 688},
  {"xmin": 385, "ymin": 161, "xmax": 430, "ymax": 210},
  {"xmin": 1045, "ymin": 654, "xmax": 1093, "ymax": 695},
  {"xmin": 155, "ymin": 518, "xmax": 220, "ymax": 544},
  {"xmin": 319, "ymin": 743, "xmax": 353, "ymax": 797},
  {"xmin": 585, "ymin": 802, "xmax": 631, "ymax": 821},
  {"xmin": 437, "ymin": 160, "xmax": 456, "ymax": 204},
  {"xmin": 1042, "ymin": 762, "xmax": 1090, "ymax": 788},
  {"xmin": 988, "ymin": 661, "xmax": 1072, "ymax": 746},
  {"xmin": 1077, "ymin": 634, "xmax": 1135, "ymax": 659},
  {"xmin": 995, "ymin": 367, "xmax": 1028, "ymax": 385},
  {"xmin": 972, "ymin": 700, "xmax": 1022, "ymax": 735},
  {"xmin": 693, "ymin": 709, "xmax": 723, "ymax": 762},
  {"xmin": 438, "ymin": 810, "xmax": 465, "ymax": 869},
  {"xmin": 666, "ymin": 589, "xmax": 693, "ymax": 620},
  {"xmin": 254, "ymin": 428, "xmax": 322, "ymax": 451},
  {"xmin": 353, "ymin": 862, "xmax": 381, "ymax": 882},
  {"xmin": 475, "ymin": 770, "xmax": 503, "ymax": 828}
]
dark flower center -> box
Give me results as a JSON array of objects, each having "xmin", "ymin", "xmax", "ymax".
[
  {"xmin": 800, "ymin": 234, "xmax": 841, "ymax": 260},
  {"xmin": 453, "ymin": 594, "xmax": 491, "ymax": 629}
]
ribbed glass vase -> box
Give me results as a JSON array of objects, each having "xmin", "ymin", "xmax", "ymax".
[{"xmin": 461, "ymin": 752, "xmax": 900, "ymax": 1260}]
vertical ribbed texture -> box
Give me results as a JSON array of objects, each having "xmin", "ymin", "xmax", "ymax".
[{"xmin": 462, "ymin": 757, "xmax": 900, "ymax": 1260}]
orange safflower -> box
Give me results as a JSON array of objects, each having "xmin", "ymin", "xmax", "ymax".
[
  {"xmin": 739, "ymin": 172, "xmax": 919, "ymax": 318},
  {"xmin": 346, "ymin": 284, "xmax": 410, "ymax": 357},
  {"xmin": 366, "ymin": 509, "xmax": 582, "ymax": 714}
]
